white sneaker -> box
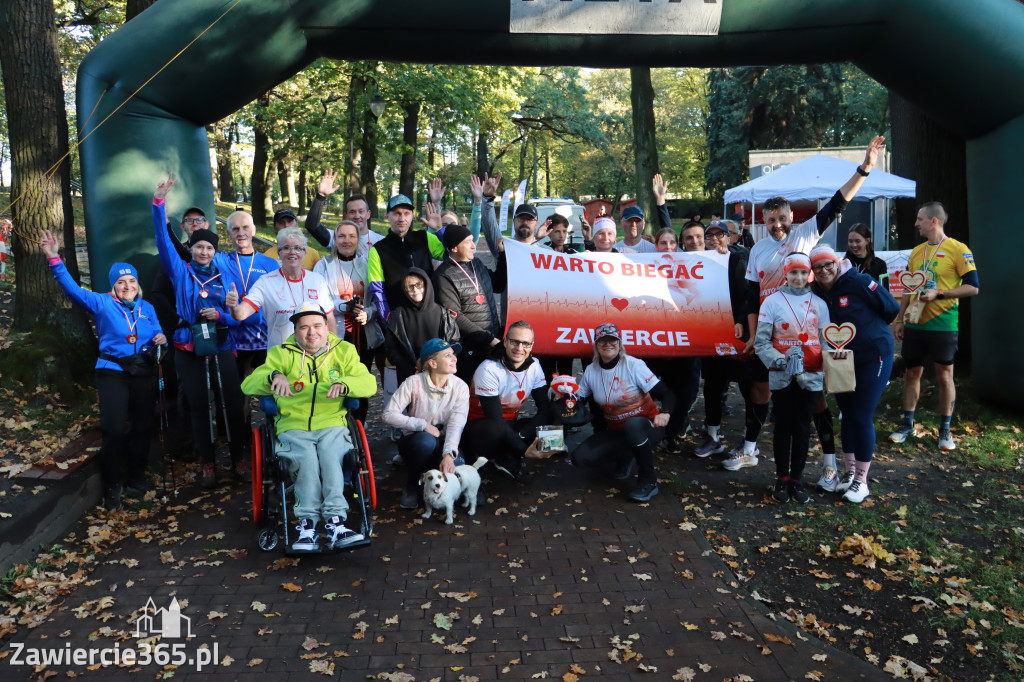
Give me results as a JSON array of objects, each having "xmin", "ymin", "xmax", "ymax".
[
  {"xmin": 843, "ymin": 480, "xmax": 869, "ymax": 504},
  {"xmin": 835, "ymin": 470, "xmax": 855, "ymax": 493},
  {"xmin": 722, "ymin": 448, "xmax": 759, "ymax": 471},
  {"xmin": 325, "ymin": 516, "xmax": 364, "ymax": 549},
  {"xmin": 888, "ymin": 424, "xmax": 917, "ymax": 443},
  {"xmin": 938, "ymin": 430, "xmax": 957, "ymax": 451},
  {"xmin": 817, "ymin": 465, "xmax": 839, "ymax": 492},
  {"xmin": 292, "ymin": 519, "xmax": 319, "ymax": 551}
]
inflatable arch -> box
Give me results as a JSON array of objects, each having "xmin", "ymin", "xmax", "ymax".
[{"xmin": 77, "ymin": 0, "xmax": 1024, "ymax": 407}]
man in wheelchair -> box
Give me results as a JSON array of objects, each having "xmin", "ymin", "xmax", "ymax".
[{"xmin": 242, "ymin": 301, "xmax": 376, "ymax": 551}]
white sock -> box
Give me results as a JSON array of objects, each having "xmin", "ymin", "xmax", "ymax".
[
  {"xmin": 708, "ymin": 425, "xmax": 720, "ymax": 440},
  {"xmin": 823, "ymin": 453, "xmax": 837, "ymax": 469},
  {"xmin": 743, "ymin": 440, "xmax": 757, "ymax": 455}
]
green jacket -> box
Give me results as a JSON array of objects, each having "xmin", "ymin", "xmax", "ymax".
[{"xmin": 241, "ymin": 333, "xmax": 376, "ymax": 433}]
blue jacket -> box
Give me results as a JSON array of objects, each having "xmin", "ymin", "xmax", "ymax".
[
  {"xmin": 218, "ymin": 251, "xmax": 278, "ymax": 351},
  {"xmin": 813, "ymin": 268, "xmax": 900, "ymax": 360},
  {"xmin": 49, "ymin": 259, "xmax": 163, "ymax": 372},
  {"xmin": 152, "ymin": 201, "xmax": 240, "ymax": 352}
]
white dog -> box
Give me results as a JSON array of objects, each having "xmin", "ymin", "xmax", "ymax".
[{"xmin": 420, "ymin": 457, "xmax": 488, "ymax": 524}]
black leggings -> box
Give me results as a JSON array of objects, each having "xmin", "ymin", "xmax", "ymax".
[
  {"xmin": 175, "ymin": 348, "xmax": 245, "ymax": 465},
  {"xmin": 571, "ymin": 416, "xmax": 663, "ymax": 482},
  {"xmin": 95, "ymin": 369, "xmax": 157, "ymax": 491},
  {"xmin": 649, "ymin": 358, "xmax": 699, "ymax": 439},
  {"xmin": 461, "ymin": 415, "xmax": 543, "ymax": 464},
  {"xmin": 771, "ymin": 383, "xmax": 816, "ymax": 481}
]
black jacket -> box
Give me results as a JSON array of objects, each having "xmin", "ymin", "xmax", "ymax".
[
  {"xmin": 384, "ymin": 270, "xmax": 460, "ymax": 382},
  {"xmin": 433, "ymin": 253, "xmax": 506, "ymax": 351}
]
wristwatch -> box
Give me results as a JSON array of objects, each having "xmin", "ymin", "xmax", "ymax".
[{"xmin": 936, "ymin": 290, "xmax": 946, "ymax": 299}]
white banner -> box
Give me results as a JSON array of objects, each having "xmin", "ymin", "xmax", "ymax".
[
  {"xmin": 510, "ymin": 0, "xmax": 723, "ymax": 36},
  {"xmin": 504, "ymin": 240, "xmax": 735, "ymax": 358}
]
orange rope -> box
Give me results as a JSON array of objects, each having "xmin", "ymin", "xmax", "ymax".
[{"xmin": 3, "ymin": 0, "xmax": 246, "ymax": 245}]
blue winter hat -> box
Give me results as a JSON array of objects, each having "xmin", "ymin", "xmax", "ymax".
[
  {"xmin": 108, "ymin": 262, "xmax": 138, "ymax": 289},
  {"xmin": 419, "ymin": 337, "xmax": 462, "ymax": 361}
]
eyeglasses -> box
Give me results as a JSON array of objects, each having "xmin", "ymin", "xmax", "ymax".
[
  {"xmin": 811, "ymin": 262, "xmax": 836, "ymax": 273},
  {"xmin": 404, "ymin": 282, "xmax": 425, "ymax": 291},
  {"xmin": 279, "ymin": 245, "xmax": 306, "ymax": 253},
  {"xmin": 596, "ymin": 338, "xmax": 619, "ymax": 346},
  {"xmin": 706, "ymin": 232, "xmax": 727, "ymax": 240},
  {"xmin": 506, "ymin": 338, "xmax": 534, "ymax": 348},
  {"xmin": 183, "ymin": 217, "xmax": 207, "ymax": 225}
]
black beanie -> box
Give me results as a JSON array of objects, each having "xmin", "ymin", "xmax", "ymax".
[
  {"xmin": 188, "ymin": 228, "xmax": 219, "ymax": 250},
  {"xmin": 442, "ymin": 224, "xmax": 473, "ymax": 253}
]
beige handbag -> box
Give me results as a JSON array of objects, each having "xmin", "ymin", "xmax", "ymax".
[{"xmin": 822, "ymin": 323, "xmax": 857, "ymax": 394}]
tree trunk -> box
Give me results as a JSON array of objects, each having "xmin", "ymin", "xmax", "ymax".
[
  {"xmin": 125, "ymin": 0, "xmax": 159, "ymax": 22},
  {"xmin": 519, "ymin": 140, "xmax": 527, "ymax": 191},
  {"xmin": 545, "ymin": 140, "xmax": 551, "ymax": 198},
  {"xmin": 360, "ymin": 108, "xmax": 380, "ymax": 219},
  {"xmin": 251, "ymin": 93, "xmax": 272, "ymax": 225},
  {"xmin": 297, "ymin": 165, "xmax": 307, "ymax": 214},
  {"xmin": 398, "ymin": 101, "xmax": 420, "ymax": 199},
  {"xmin": 889, "ymin": 90, "xmax": 971, "ymax": 362},
  {"xmin": 208, "ymin": 120, "xmax": 236, "ymax": 202},
  {"xmin": 345, "ymin": 72, "xmax": 367, "ymax": 194},
  {"xmin": 630, "ymin": 67, "xmax": 660, "ymax": 235},
  {"xmin": 277, "ymin": 158, "xmax": 296, "ymax": 207},
  {"xmin": 0, "ymin": 0, "xmax": 96, "ymax": 386},
  {"xmin": 476, "ymin": 129, "xmax": 491, "ymax": 179},
  {"xmin": 425, "ymin": 124, "xmax": 437, "ymax": 210}
]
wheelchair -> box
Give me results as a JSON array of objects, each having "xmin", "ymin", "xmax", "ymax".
[{"xmin": 250, "ymin": 395, "xmax": 376, "ymax": 555}]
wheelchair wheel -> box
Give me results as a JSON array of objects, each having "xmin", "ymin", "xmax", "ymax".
[
  {"xmin": 256, "ymin": 527, "xmax": 278, "ymax": 552},
  {"xmin": 354, "ymin": 418, "xmax": 376, "ymax": 510}
]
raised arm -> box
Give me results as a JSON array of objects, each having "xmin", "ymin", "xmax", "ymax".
[
  {"xmin": 653, "ymin": 173, "xmax": 672, "ymax": 230},
  {"xmin": 305, "ymin": 169, "xmax": 340, "ymax": 248}
]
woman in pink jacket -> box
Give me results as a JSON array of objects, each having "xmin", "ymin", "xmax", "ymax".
[{"xmin": 382, "ymin": 338, "xmax": 470, "ymax": 510}]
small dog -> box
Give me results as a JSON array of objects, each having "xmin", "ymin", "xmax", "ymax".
[{"xmin": 420, "ymin": 457, "xmax": 488, "ymax": 524}]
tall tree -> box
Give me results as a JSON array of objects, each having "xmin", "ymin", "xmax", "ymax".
[
  {"xmin": 207, "ymin": 119, "xmax": 236, "ymax": 202},
  {"xmin": 398, "ymin": 101, "xmax": 420, "ymax": 198},
  {"xmin": 630, "ymin": 67, "xmax": 660, "ymax": 231},
  {"xmin": 0, "ymin": 0, "xmax": 95, "ymax": 382},
  {"xmin": 250, "ymin": 92, "xmax": 273, "ymax": 225},
  {"xmin": 125, "ymin": 0, "xmax": 158, "ymax": 22}
]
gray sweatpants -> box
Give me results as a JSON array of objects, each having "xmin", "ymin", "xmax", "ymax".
[{"xmin": 276, "ymin": 425, "xmax": 353, "ymax": 523}]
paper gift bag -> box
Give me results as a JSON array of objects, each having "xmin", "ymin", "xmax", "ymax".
[{"xmin": 823, "ymin": 350, "xmax": 856, "ymax": 394}]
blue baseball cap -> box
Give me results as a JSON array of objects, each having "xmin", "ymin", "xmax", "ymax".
[
  {"xmin": 419, "ymin": 337, "xmax": 462, "ymax": 361},
  {"xmin": 108, "ymin": 262, "xmax": 139, "ymax": 288},
  {"xmin": 622, "ymin": 205, "xmax": 645, "ymax": 221},
  {"xmin": 387, "ymin": 194, "xmax": 414, "ymax": 212}
]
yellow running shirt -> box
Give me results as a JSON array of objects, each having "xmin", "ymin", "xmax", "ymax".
[{"xmin": 905, "ymin": 237, "xmax": 976, "ymax": 331}]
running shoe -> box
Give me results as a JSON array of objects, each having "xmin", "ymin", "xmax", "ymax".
[
  {"xmin": 722, "ymin": 448, "xmax": 759, "ymax": 471},
  {"xmin": 888, "ymin": 424, "xmax": 917, "ymax": 443},
  {"xmin": 816, "ymin": 465, "xmax": 839, "ymax": 492},
  {"xmin": 789, "ymin": 480, "xmax": 810, "ymax": 504},
  {"xmin": 771, "ymin": 479, "xmax": 790, "ymax": 503},
  {"xmin": 835, "ymin": 470, "xmax": 855, "ymax": 493},
  {"xmin": 494, "ymin": 457, "xmax": 534, "ymax": 484},
  {"xmin": 938, "ymin": 430, "xmax": 957, "ymax": 451},
  {"xmin": 629, "ymin": 479, "xmax": 659, "ymax": 502},
  {"xmin": 694, "ymin": 437, "xmax": 726, "ymax": 458},
  {"xmin": 613, "ymin": 457, "xmax": 637, "ymax": 481},
  {"xmin": 843, "ymin": 480, "xmax": 870, "ymax": 504}
]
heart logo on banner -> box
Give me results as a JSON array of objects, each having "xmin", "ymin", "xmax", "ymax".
[
  {"xmin": 823, "ymin": 323, "xmax": 856, "ymax": 349},
  {"xmin": 610, "ymin": 298, "xmax": 629, "ymax": 312},
  {"xmin": 899, "ymin": 271, "xmax": 927, "ymax": 293},
  {"xmin": 516, "ymin": 390, "xmax": 526, "ymax": 401},
  {"xmin": 781, "ymin": 322, "xmax": 790, "ymax": 330},
  {"xmin": 798, "ymin": 332, "xmax": 809, "ymax": 343}
]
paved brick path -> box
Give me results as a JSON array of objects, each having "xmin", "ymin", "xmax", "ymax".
[{"xmin": 7, "ymin": 427, "xmax": 887, "ymax": 681}]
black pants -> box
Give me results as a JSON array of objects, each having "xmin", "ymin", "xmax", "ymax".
[
  {"xmin": 461, "ymin": 415, "xmax": 543, "ymax": 465},
  {"xmin": 649, "ymin": 358, "xmax": 699, "ymax": 439},
  {"xmin": 571, "ymin": 416, "xmax": 663, "ymax": 482},
  {"xmin": 398, "ymin": 431, "xmax": 444, "ymax": 493},
  {"xmin": 702, "ymin": 356, "xmax": 752, "ymax": 426},
  {"xmin": 95, "ymin": 369, "xmax": 157, "ymax": 491},
  {"xmin": 771, "ymin": 382, "xmax": 816, "ymax": 481},
  {"xmin": 175, "ymin": 348, "xmax": 245, "ymax": 465}
]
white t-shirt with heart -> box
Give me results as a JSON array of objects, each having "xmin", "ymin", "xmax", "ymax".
[{"xmin": 468, "ymin": 358, "xmax": 546, "ymax": 421}]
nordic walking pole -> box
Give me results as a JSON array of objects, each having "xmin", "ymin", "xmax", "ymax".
[
  {"xmin": 204, "ymin": 355, "xmax": 217, "ymax": 442},
  {"xmin": 212, "ymin": 353, "xmax": 231, "ymax": 443}
]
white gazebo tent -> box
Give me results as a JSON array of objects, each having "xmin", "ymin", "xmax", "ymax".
[{"xmin": 724, "ymin": 154, "xmax": 916, "ymax": 248}]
